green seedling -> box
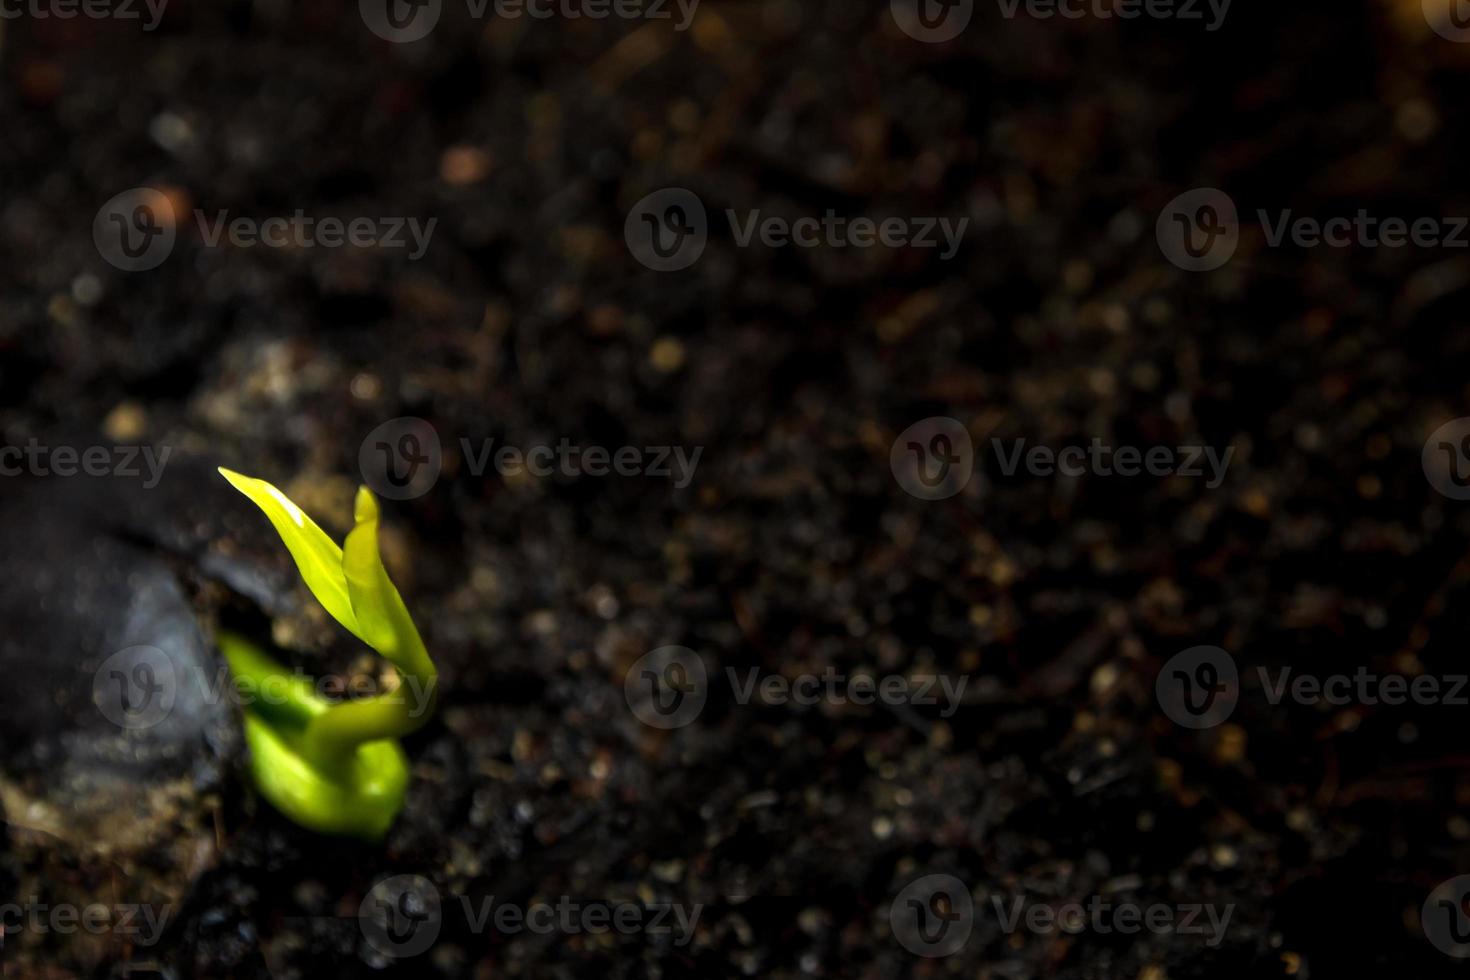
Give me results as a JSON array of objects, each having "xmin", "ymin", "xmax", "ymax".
[{"xmin": 216, "ymin": 468, "xmax": 438, "ymax": 840}]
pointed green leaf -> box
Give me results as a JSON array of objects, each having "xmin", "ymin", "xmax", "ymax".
[
  {"xmin": 342, "ymin": 488, "xmax": 398, "ymax": 655},
  {"xmin": 342, "ymin": 486, "xmax": 434, "ymax": 679},
  {"xmin": 218, "ymin": 468, "xmax": 361, "ymax": 638}
]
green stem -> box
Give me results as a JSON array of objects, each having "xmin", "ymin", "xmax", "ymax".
[
  {"xmin": 218, "ymin": 629, "xmax": 326, "ymax": 733},
  {"xmin": 303, "ymin": 662, "xmax": 438, "ymax": 762},
  {"xmin": 219, "ymin": 629, "xmax": 437, "ymax": 770}
]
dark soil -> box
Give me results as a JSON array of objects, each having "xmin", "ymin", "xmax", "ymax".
[{"xmin": 4, "ymin": 0, "xmax": 1470, "ymax": 976}]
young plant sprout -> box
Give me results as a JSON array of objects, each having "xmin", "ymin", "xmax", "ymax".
[{"xmin": 216, "ymin": 468, "xmax": 438, "ymax": 840}]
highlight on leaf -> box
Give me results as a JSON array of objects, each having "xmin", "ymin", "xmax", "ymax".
[{"xmin": 216, "ymin": 468, "xmax": 438, "ymax": 840}]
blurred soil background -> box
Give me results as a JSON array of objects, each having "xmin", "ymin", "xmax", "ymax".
[{"xmin": 3, "ymin": 0, "xmax": 1470, "ymax": 976}]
